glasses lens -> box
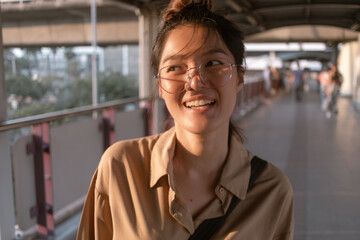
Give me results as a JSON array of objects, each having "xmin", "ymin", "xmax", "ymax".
[
  {"xmin": 201, "ymin": 62, "xmax": 232, "ymax": 87},
  {"xmin": 159, "ymin": 66, "xmax": 187, "ymax": 93},
  {"xmin": 158, "ymin": 59, "xmax": 234, "ymax": 94}
]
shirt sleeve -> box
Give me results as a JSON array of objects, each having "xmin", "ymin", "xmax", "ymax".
[
  {"xmin": 76, "ymin": 169, "xmax": 113, "ymax": 240},
  {"xmin": 273, "ymin": 181, "xmax": 294, "ymax": 240}
]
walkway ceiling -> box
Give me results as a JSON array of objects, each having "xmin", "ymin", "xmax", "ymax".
[
  {"xmin": 128, "ymin": 0, "xmax": 360, "ymax": 43},
  {"xmin": 1, "ymin": 0, "xmax": 359, "ymax": 44}
]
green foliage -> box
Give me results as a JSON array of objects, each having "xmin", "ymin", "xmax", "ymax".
[
  {"xmin": 99, "ymin": 72, "xmax": 138, "ymax": 102},
  {"xmin": 8, "ymin": 102, "xmax": 56, "ymax": 119},
  {"xmin": 6, "ymin": 75, "xmax": 46, "ymax": 100},
  {"xmin": 56, "ymin": 77, "xmax": 92, "ymax": 109},
  {"xmin": 4, "ymin": 47, "xmax": 139, "ymax": 120}
]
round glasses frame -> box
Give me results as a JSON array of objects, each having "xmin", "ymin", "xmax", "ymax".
[{"xmin": 156, "ymin": 61, "xmax": 239, "ymax": 94}]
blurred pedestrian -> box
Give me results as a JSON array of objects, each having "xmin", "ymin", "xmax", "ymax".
[
  {"xmin": 325, "ymin": 63, "xmax": 343, "ymax": 118},
  {"xmin": 318, "ymin": 66, "xmax": 330, "ymax": 110},
  {"xmin": 263, "ymin": 65, "xmax": 272, "ymax": 97},
  {"xmin": 271, "ymin": 67, "xmax": 281, "ymax": 94},
  {"xmin": 292, "ymin": 64, "xmax": 306, "ymax": 101}
]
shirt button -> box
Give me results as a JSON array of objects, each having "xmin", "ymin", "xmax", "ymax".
[{"xmin": 219, "ymin": 187, "xmax": 225, "ymax": 194}]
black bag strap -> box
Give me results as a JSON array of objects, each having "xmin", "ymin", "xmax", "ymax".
[{"xmin": 188, "ymin": 156, "xmax": 267, "ymax": 240}]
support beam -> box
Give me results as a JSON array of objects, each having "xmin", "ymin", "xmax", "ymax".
[
  {"xmin": 0, "ymin": 10, "xmax": 16, "ymax": 240},
  {"xmin": 91, "ymin": 0, "xmax": 98, "ymax": 118},
  {"xmin": 225, "ymin": 0, "xmax": 265, "ymax": 31},
  {"xmin": 331, "ymin": 42, "xmax": 339, "ymax": 64},
  {"xmin": 0, "ymin": 11, "xmax": 15, "ymax": 240},
  {"xmin": 254, "ymin": 4, "xmax": 360, "ymax": 14},
  {"xmin": 0, "ymin": 131, "xmax": 16, "ymax": 240},
  {"xmin": 0, "ymin": 9, "xmax": 15, "ymax": 231},
  {"xmin": 0, "ymin": 7, "xmax": 7, "ymax": 123},
  {"xmin": 354, "ymin": 34, "xmax": 360, "ymax": 111},
  {"xmin": 138, "ymin": 7, "xmax": 158, "ymax": 99},
  {"xmin": 138, "ymin": 7, "xmax": 163, "ymax": 134},
  {"xmin": 2, "ymin": 20, "xmax": 139, "ymax": 47}
]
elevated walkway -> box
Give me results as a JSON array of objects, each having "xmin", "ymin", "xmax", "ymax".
[
  {"xmin": 239, "ymin": 91, "xmax": 360, "ymax": 240},
  {"xmin": 56, "ymin": 90, "xmax": 360, "ymax": 239}
]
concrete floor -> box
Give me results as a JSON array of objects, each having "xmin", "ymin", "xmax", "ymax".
[
  {"xmin": 56, "ymin": 90, "xmax": 360, "ymax": 240},
  {"xmin": 239, "ymin": 91, "xmax": 360, "ymax": 240}
]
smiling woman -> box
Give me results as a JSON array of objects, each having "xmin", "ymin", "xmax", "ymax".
[
  {"xmin": 76, "ymin": 0, "xmax": 294, "ymax": 239},
  {"xmin": 157, "ymin": 25, "xmax": 242, "ymax": 136}
]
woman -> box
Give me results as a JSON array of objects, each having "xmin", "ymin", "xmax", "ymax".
[
  {"xmin": 325, "ymin": 63, "xmax": 343, "ymax": 118},
  {"xmin": 77, "ymin": 0, "xmax": 294, "ymax": 239}
]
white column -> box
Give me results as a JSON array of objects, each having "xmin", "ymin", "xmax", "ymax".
[
  {"xmin": 91, "ymin": 0, "xmax": 98, "ymax": 118},
  {"xmin": 0, "ymin": 6, "xmax": 7, "ymax": 123},
  {"xmin": 138, "ymin": 7, "xmax": 157, "ymax": 99},
  {"xmin": 354, "ymin": 34, "xmax": 360, "ymax": 111},
  {"xmin": 138, "ymin": 7, "xmax": 164, "ymax": 134},
  {"xmin": 0, "ymin": 7, "xmax": 16, "ymax": 240}
]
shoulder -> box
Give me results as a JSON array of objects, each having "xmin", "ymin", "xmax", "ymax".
[
  {"xmin": 95, "ymin": 134, "xmax": 162, "ymax": 194},
  {"xmin": 101, "ymin": 134, "xmax": 161, "ymax": 163},
  {"xmin": 256, "ymin": 161, "xmax": 293, "ymax": 198}
]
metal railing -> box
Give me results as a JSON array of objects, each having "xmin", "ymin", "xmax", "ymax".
[
  {"xmin": 0, "ymin": 97, "xmax": 148, "ymax": 132},
  {"xmin": 0, "ymin": 96, "xmax": 151, "ymax": 239}
]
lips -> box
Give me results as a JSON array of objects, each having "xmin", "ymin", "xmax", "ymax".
[{"xmin": 184, "ymin": 99, "xmax": 215, "ymax": 108}]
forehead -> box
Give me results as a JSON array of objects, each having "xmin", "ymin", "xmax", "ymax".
[{"xmin": 160, "ymin": 25, "xmax": 233, "ymax": 65}]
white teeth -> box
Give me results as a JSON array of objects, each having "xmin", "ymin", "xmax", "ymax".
[{"xmin": 185, "ymin": 100, "xmax": 215, "ymax": 108}]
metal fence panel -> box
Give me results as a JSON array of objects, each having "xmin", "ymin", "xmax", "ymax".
[
  {"xmin": 115, "ymin": 108, "xmax": 146, "ymax": 141},
  {"xmin": 12, "ymin": 134, "xmax": 37, "ymax": 230},
  {"xmin": 50, "ymin": 118, "xmax": 103, "ymax": 213}
]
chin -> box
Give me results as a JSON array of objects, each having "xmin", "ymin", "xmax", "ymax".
[{"xmin": 177, "ymin": 120, "xmax": 224, "ymax": 135}]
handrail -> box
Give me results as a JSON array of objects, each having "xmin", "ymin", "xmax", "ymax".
[{"xmin": 0, "ymin": 97, "xmax": 150, "ymax": 132}]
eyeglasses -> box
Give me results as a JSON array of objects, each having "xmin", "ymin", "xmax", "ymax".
[{"xmin": 156, "ymin": 58, "xmax": 238, "ymax": 94}]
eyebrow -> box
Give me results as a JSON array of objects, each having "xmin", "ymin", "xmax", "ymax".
[{"xmin": 161, "ymin": 48, "xmax": 229, "ymax": 65}]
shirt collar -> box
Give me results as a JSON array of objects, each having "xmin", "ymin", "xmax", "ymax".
[
  {"xmin": 149, "ymin": 127, "xmax": 253, "ymax": 201},
  {"xmin": 150, "ymin": 128, "xmax": 176, "ymax": 188},
  {"xmin": 219, "ymin": 128, "xmax": 253, "ymax": 200}
]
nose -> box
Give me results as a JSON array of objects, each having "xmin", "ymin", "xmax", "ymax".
[{"xmin": 185, "ymin": 67, "xmax": 205, "ymax": 91}]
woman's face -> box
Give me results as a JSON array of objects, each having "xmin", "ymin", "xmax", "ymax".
[{"xmin": 158, "ymin": 25, "xmax": 243, "ymax": 135}]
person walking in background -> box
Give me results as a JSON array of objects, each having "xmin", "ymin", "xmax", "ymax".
[
  {"xmin": 292, "ymin": 64, "xmax": 306, "ymax": 101},
  {"xmin": 283, "ymin": 67, "xmax": 293, "ymax": 93},
  {"xmin": 325, "ymin": 63, "xmax": 343, "ymax": 118},
  {"xmin": 76, "ymin": 0, "xmax": 294, "ymax": 239},
  {"xmin": 318, "ymin": 66, "xmax": 330, "ymax": 110},
  {"xmin": 263, "ymin": 65, "xmax": 272, "ymax": 97},
  {"xmin": 271, "ymin": 67, "xmax": 281, "ymax": 95}
]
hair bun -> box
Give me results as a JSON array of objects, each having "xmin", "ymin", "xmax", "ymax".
[{"xmin": 163, "ymin": 0, "xmax": 213, "ymax": 22}]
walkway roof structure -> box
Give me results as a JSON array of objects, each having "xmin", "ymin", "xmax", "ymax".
[{"xmin": 1, "ymin": 0, "xmax": 359, "ymax": 45}]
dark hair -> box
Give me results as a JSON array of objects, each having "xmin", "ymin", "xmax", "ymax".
[{"xmin": 151, "ymin": 0, "xmax": 245, "ymax": 75}]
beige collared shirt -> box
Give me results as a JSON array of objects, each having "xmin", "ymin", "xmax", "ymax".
[{"xmin": 77, "ymin": 128, "xmax": 294, "ymax": 240}]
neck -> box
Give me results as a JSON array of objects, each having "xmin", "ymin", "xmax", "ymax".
[{"xmin": 174, "ymin": 124, "xmax": 230, "ymax": 174}]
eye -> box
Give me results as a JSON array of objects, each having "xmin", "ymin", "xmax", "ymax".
[
  {"xmin": 205, "ymin": 60, "xmax": 224, "ymax": 67},
  {"xmin": 165, "ymin": 65, "xmax": 184, "ymax": 72}
]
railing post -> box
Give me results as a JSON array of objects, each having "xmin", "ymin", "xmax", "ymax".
[
  {"xmin": 27, "ymin": 123, "xmax": 54, "ymax": 239},
  {"xmin": 0, "ymin": 131, "xmax": 16, "ymax": 240},
  {"xmin": 101, "ymin": 109, "xmax": 115, "ymax": 151}
]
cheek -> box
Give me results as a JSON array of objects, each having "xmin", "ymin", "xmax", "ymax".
[
  {"xmin": 162, "ymin": 93, "xmax": 181, "ymax": 112},
  {"xmin": 223, "ymin": 82, "xmax": 239, "ymax": 110}
]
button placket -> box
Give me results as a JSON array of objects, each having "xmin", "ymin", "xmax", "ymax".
[{"xmin": 216, "ymin": 186, "xmax": 226, "ymax": 203}]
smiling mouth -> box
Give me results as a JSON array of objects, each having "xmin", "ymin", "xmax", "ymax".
[{"xmin": 184, "ymin": 99, "xmax": 216, "ymax": 108}]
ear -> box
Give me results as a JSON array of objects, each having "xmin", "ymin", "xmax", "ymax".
[
  {"xmin": 155, "ymin": 76, "xmax": 163, "ymax": 98},
  {"xmin": 236, "ymin": 67, "xmax": 245, "ymax": 92},
  {"xmin": 158, "ymin": 86, "xmax": 164, "ymax": 99}
]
